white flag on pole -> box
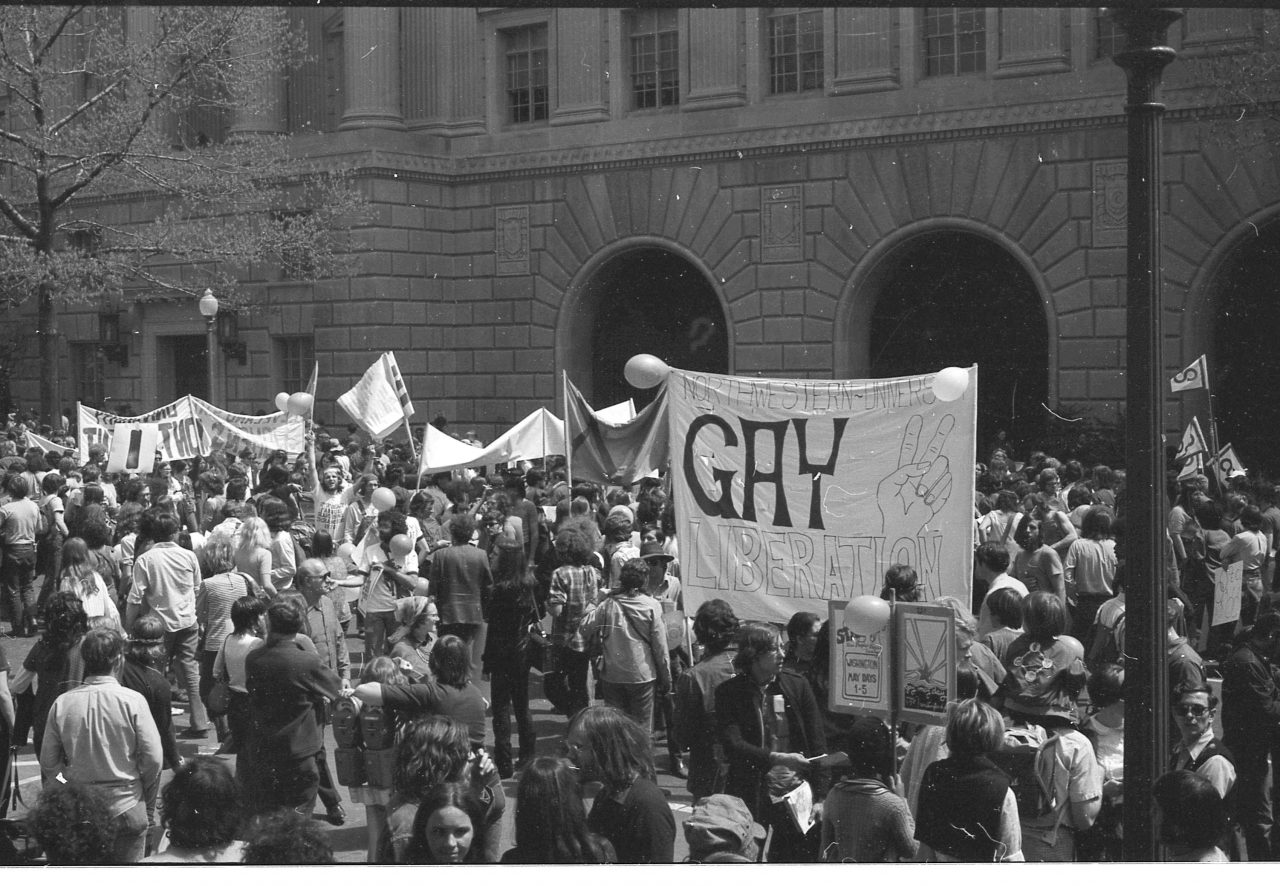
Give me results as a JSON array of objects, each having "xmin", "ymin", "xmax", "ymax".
[
  {"xmin": 337, "ymin": 352, "xmax": 416, "ymax": 441},
  {"xmin": 1212, "ymin": 443, "xmax": 1246, "ymax": 487},
  {"xmin": 1170, "ymin": 355, "xmax": 1208, "ymax": 393},
  {"xmin": 1176, "ymin": 452, "xmax": 1204, "ymax": 483},
  {"xmin": 1174, "ymin": 417, "xmax": 1208, "ymax": 463}
]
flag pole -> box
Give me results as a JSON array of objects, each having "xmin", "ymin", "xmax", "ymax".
[{"xmin": 562, "ymin": 371, "xmax": 572, "ymax": 484}]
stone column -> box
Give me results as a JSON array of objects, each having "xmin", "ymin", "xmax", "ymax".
[{"xmin": 340, "ymin": 7, "xmax": 405, "ymax": 130}]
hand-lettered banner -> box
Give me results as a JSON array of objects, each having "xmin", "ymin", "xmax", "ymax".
[
  {"xmin": 79, "ymin": 396, "xmax": 305, "ymax": 466},
  {"xmin": 670, "ymin": 368, "xmax": 977, "ymax": 625}
]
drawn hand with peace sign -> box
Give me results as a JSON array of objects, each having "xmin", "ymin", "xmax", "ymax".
[{"xmin": 877, "ymin": 414, "xmax": 955, "ymax": 537}]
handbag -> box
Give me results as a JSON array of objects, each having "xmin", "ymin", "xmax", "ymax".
[{"xmin": 206, "ymin": 680, "xmax": 233, "ymax": 719}]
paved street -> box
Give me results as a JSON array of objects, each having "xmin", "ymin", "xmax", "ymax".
[{"xmin": 2, "ymin": 624, "xmax": 698, "ymax": 863}]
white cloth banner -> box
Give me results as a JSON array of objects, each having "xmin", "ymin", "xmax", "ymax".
[
  {"xmin": 669, "ymin": 367, "xmax": 977, "ymax": 625},
  {"xmin": 25, "ymin": 430, "xmax": 74, "ymax": 457},
  {"xmin": 78, "ymin": 397, "xmax": 305, "ymax": 465},
  {"xmin": 337, "ymin": 352, "xmax": 414, "ymax": 441},
  {"xmin": 420, "ymin": 408, "xmax": 566, "ymax": 474}
]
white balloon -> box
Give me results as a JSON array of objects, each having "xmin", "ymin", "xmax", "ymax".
[
  {"xmin": 274, "ymin": 392, "xmax": 289, "ymax": 412},
  {"xmin": 624, "ymin": 353, "xmax": 670, "ymax": 389},
  {"xmin": 287, "ymin": 391, "xmax": 314, "ymax": 417},
  {"xmin": 932, "ymin": 366, "xmax": 969, "ymax": 402}
]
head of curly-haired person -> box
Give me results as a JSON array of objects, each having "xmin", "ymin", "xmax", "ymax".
[
  {"xmin": 393, "ymin": 715, "xmax": 472, "ymax": 805},
  {"xmin": 446, "ymin": 512, "xmax": 475, "ymax": 546},
  {"xmin": 617, "ymin": 558, "xmax": 649, "ymax": 594},
  {"xmin": 29, "ymin": 783, "xmax": 118, "ymax": 864},
  {"xmin": 257, "ymin": 495, "xmax": 293, "ymax": 533},
  {"xmin": 693, "ymin": 599, "xmax": 738, "ymax": 655},
  {"xmin": 429, "ymin": 635, "xmax": 471, "ymax": 690},
  {"xmin": 41, "ymin": 590, "xmax": 88, "ymax": 650},
  {"xmin": 241, "ymin": 810, "xmax": 333, "ymax": 864},
  {"xmin": 139, "ymin": 506, "xmax": 181, "ymax": 544},
  {"xmin": 554, "ymin": 523, "xmax": 596, "ymax": 566},
  {"xmin": 161, "ymin": 757, "xmax": 243, "ymax": 852}
]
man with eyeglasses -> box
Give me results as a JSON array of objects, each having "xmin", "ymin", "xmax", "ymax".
[
  {"xmin": 1170, "ymin": 682, "xmax": 1239, "ymax": 858},
  {"xmin": 288, "ymin": 557, "xmax": 351, "ymax": 826},
  {"xmin": 1222, "ymin": 610, "xmax": 1280, "ymax": 860}
]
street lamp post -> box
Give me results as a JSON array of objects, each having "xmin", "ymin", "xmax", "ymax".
[
  {"xmin": 198, "ymin": 288, "xmax": 220, "ymax": 405},
  {"xmin": 1109, "ymin": 6, "xmax": 1181, "ymax": 862}
]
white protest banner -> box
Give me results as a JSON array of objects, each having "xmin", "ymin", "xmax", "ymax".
[
  {"xmin": 25, "ymin": 430, "xmax": 74, "ymax": 457},
  {"xmin": 79, "ymin": 396, "xmax": 304, "ymax": 465},
  {"xmin": 670, "ymin": 368, "xmax": 977, "ymax": 625},
  {"xmin": 1212, "ymin": 561, "xmax": 1244, "ymax": 627},
  {"xmin": 187, "ymin": 398, "xmax": 306, "ymax": 460},
  {"xmin": 106, "ymin": 423, "xmax": 160, "ymax": 474}
]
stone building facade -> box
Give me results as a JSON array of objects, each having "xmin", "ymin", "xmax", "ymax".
[{"xmin": 30, "ymin": 7, "xmax": 1280, "ymax": 468}]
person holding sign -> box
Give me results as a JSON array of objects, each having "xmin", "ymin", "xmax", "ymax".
[
  {"xmin": 715, "ymin": 622, "xmax": 825, "ymax": 862},
  {"xmin": 1221, "ymin": 505, "xmax": 1269, "ymax": 630}
]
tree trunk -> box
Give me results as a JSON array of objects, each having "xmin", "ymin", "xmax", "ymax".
[{"xmin": 38, "ymin": 279, "xmax": 59, "ymax": 427}]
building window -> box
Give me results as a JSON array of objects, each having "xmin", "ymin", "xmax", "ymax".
[
  {"xmin": 72, "ymin": 343, "xmax": 106, "ymax": 408},
  {"xmin": 630, "ymin": 9, "xmax": 679, "ymax": 110},
  {"xmin": 275, "ymin": 336, "xmax": 313, "ymax": 394},
  {"xmin": 504, "ymin": 25, "xmax": 548, "ymax": 124},
  {"xmin": 1094, "ymin": 12, "xmax": 1126, "ymax": 61},
  {"xmin": 767, "ymin": 9, "xmax": 824, "ymax": 94},
  {"xmin": 922, "ymin": 8, "xmax": 986, "ymax": 77}
]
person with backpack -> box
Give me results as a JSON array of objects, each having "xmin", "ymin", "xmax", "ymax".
[{"xmin": 995, "ymin": 591, "xmax": 1102, "ymax": 861}]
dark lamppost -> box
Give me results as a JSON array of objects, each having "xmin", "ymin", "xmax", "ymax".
[
  {"xmin": 199, "ymin": 288, "xmax": 220, "ymax": 405},
  {"xmin": 1109, "ymin": 6, "xmax": 1181, "ymax": 861}
]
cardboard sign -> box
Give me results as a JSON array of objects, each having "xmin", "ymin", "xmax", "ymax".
[
  {"xmin": 106, "ymin": 423, "xmax": 160, "ymax": 475},
  {"xmin": 1212, "ymin": 560, "xmax": 1244, "ymax": 627},
  {"xmin": 896, "ymin": 603, "xmax": 956, "ymax": 726},
  {"xmin": 828, "ymin": 600, "xmax": 891, "ymax": 718},
  {"xmin": 672, "ymin": 368, "xmax": 978, "ymax": 626}
]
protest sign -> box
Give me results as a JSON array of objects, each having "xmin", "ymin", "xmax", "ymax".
[
  {"xmin": 1212, "ymin": 560, "xmax": 1244, "ymax": 627},
  {"xmin": 106, "ymin": 423, "xmax": 160, "ymax": 474},
  {"xmin": 671, "ymin": 368, "xmax": 977, "ymax": 625},
  {"xmin": 79, "ymin": 396, "xmax": 304, "ymax": 465}
]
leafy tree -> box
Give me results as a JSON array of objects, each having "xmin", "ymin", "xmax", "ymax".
[{"xmin": 0, "ymin": 5, "xmax": 365, "ymax": 422}]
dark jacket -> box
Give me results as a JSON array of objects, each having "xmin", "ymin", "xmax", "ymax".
[
  {"xmin": 673, "ymin": 647, "xmax": 736, "ymax": 795},
  {"xmin": 1222, "ymin": 642, "xmax": 1280, "ymax": 751},
  {"xmin": 586, "ymin": 775, "xmax": 675, "ymax": 864},
  {"xmin": 381, "ymin": 679, "xmax": 488, "ymax": 747},
  {"xmin": 714, "ymin": 668, "xmax": 826, "ymax": 816},
  {"xmin": 120, "ymin": 659, "xmax": 180, "ymax": 769},
  {"xmin": 914, "ymin": 754, "xmax": 1012, "ymax": 861},
  {"xmin": 245, "ymin": 634, "xmax": 342, "ymax": 760}
]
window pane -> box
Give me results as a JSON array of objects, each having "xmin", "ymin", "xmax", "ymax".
[
  {"xmin": 630, "ymin": 11, "xmax": 679, "ymax": 109},
  {"xmin": 505, "ymin": 25, "xmax": 549, "ymax": 124},
  {"xmin": 924, "ymin": 8, "xmax": 984, "ymax": 77},
  {"xmin": 768, "ymin": 10, "xmax": 823, "ymax": 94}
]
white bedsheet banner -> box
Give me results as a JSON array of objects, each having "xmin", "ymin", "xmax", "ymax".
[{"xmin": 669, "ymin": 367, "xmax": 977, "ymax": 625}]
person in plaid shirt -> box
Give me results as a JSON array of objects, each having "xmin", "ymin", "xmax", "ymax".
[{"xmin": 548, "ymin": 523, "xmax": 602, "ymax": 717}]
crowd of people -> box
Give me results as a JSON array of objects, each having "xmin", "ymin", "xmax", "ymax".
[{"xmin": 0, "ymin": 417, "xmax": 1272, "ymax": 864}]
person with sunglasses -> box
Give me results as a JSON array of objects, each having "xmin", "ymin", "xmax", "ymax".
[{"xmin": 1169, "ymin": 681, "xmax": 1240, "ymax": 859}]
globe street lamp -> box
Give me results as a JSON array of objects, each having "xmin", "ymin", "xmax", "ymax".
[{"xmin": 198, "ymin": 288, "xmax": 220, "ymax": 405}]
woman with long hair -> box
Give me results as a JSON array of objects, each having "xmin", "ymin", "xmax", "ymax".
[
  {"xmin": 23, "ymin": 591, "xmax": 87, "ymax": 758},
  {"xmin": 195, "ymin": 536, "xmax": 254, "ymax": 742},
  {"xmin": 383, "ymin": 715, "xmax": 502, "ymax": 863},
  {"xmin": 405, "ymin": 782, "xmax": 489, "ymax": 864},
  {"xmin": 233, "ymin": 516, "xmax": 274, "ymax": 597},
  {"xmin": 257, "ymin": 495, "xmax": 298, "ymax": 595},
  {"xmin": 312, "ymin": 528, "xmax": 357, "ymax": 636},
  {"xmin": 501, "ymin": 756, "xmax": 616, "ymax": 863},
  {"xmin": 1222, "ymin": 504, "xmax": 1270, "ymax": 628},
  {"xmin": 481, "ymin": 539, "xmax": 540, "ymax": 778},
  {"xmin": 211, "ymin": 595, "xmax": 266, "ymax": 759},
  {"xmin": 78, "ymin": 514, "xmax": 122, "ymax": 609},
  {"xmin": 57, "ymin": 537, "xmax": 120, "ymax": 629},
  {"xmin": 564, "ymin": 704, "xmax": 674, "ymax": 863},
  {"xmin": 390, "ymin": 603, "xmax": 440, "ymax": 681}
]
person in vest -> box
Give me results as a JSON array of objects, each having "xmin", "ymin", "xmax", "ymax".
[
  {"xmin": 915, "ymin": 698, "xmax": 1024, "ymax": 862},
  {"xmin": 1170, "ymin": 681, "xmax": 1241, "ymax": 858}
]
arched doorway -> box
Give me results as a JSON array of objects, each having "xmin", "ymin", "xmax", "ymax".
[
  {"xmin": 867, "ymin": 231, "xmax": 1049, "ymax": 457},
  {"xmin": 1211, "ymin": 216, "xmax": 1280, "ymax": 478},
  {"xmin": 575, "ymin": 246, "xmax": 729, "ymax": 408}
]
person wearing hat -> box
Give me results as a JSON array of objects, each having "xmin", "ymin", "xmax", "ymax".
[
  {"xmin": 821, "ymin": 717, "xmax": 917, "ymax": 862},
  {"xmin": 683, "ymin": 794, "xmax": 765, "ymax": 862}
]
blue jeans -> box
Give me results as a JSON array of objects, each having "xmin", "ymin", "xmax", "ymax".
[
  {"xmin": 165, "ymin": 625, "xmax": 208, "ymax": 731},
  {"xmin": 1, "ymin": 544, "xmax": 36, "ymax": 634},
  {"xmin": 600, "ymin": 680, "xmax": 656, "ymax": 732},
  {"xmin": 112, "ymin": 800, "xmax": 149, "ymax": 863}
]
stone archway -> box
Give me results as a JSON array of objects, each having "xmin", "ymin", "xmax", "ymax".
[
  {"xmin": 558, "ymin": 241, "xmax": 730, "ymax": 408},
  {"xmin": 839, "ymin": 224, "xmax": 1052, "ymax": 457},
  {"xmin": 1205, "ymin": 214, "xmax": 1280, "ymax": 477}
]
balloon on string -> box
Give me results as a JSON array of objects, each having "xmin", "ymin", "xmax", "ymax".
[
  {"xmin": 623, "ymin": 353, "xmax": 670, "ymax": 389},
  {"xmin": 287, "ymin": 391, "xmax": 314, "ymax": 417},
  {"xmin": 388, "ymin": 534, "xmax": 414, "ymax": 559},
  {"xmin": 274, "ymin": 392, "xmax": 290, "ymax": 412},
  {"xmin": 336, "ymin": 542, "xmax": 356, "ymax": 562},
  {"xmin": 843, "ymin": 595, "xmax": 892, "ymax": 636},
  {"xmin": 371, "ymin": 487, "xmax": 397, "ymax": 512},
  {"xmin": 932, "ymin": 366, "xmax": 969, "ymax": 402}
]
